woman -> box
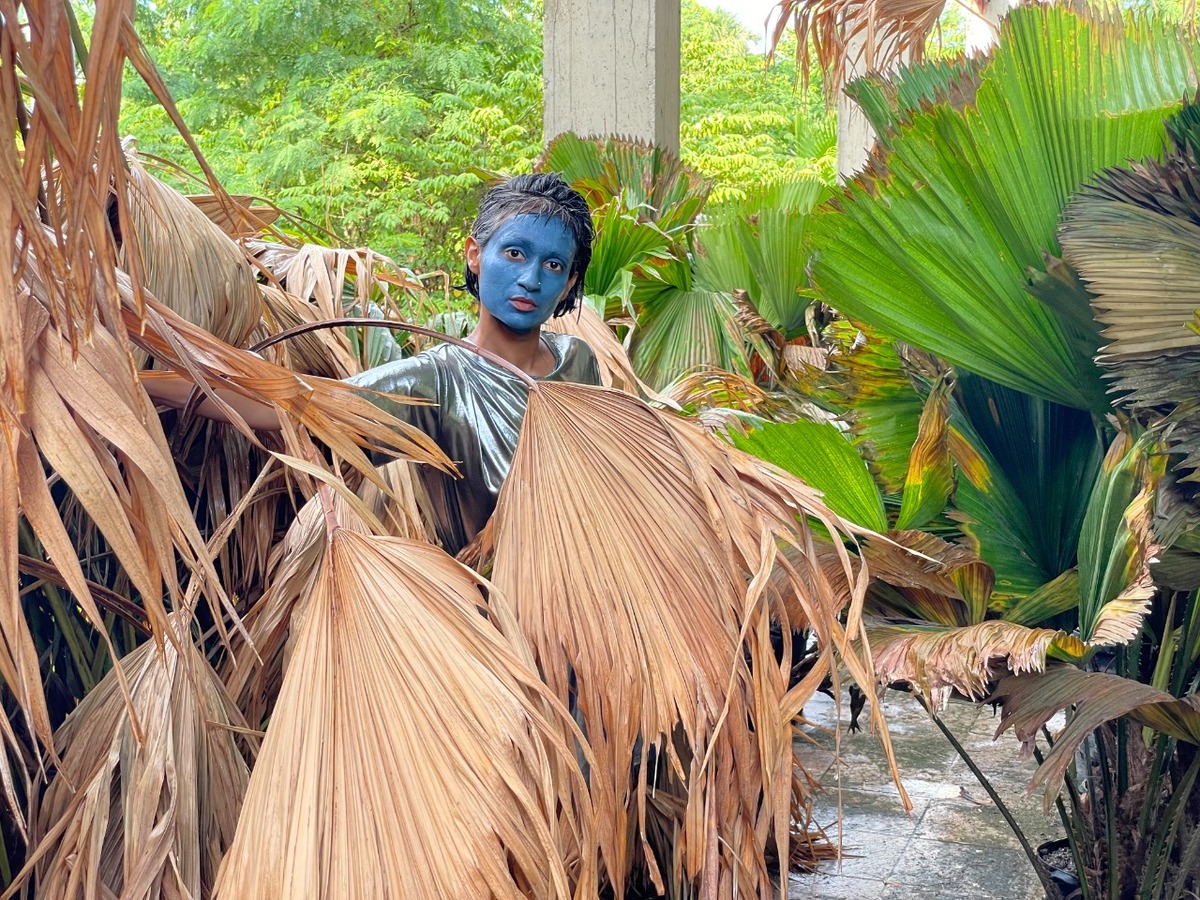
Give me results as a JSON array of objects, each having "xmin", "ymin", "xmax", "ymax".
[
  {"xmin": 147, "ymin": 172, "xmax": 599, "ymax": 555},
  {"xmin": 347, "ymin": 172, "xmax": 599, "ymax": 553}
]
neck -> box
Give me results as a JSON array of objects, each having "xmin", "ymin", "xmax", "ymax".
[{"xmin": 468, "ymin": 313, "xmax": 555, "ymax": 378}]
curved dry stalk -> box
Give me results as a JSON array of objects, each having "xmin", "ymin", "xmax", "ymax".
[
  {"xmin": 213, "ymin": 528, "xmax": 596, "ymax": 900},
  {"xmin": 256, "ymin": 284, "xmax": 360, "ymax": 378},
  {"xmin": 5, "ymin": 616, "xmax": 253, "ymax": 900},
  {"xmin": 486, "ymin": 381, "xmax": 902, "ymax": 896}
]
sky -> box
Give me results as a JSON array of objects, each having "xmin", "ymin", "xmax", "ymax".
[{"xmin": 693, "ymin": 0, "xmax": 782, "ymax": 47}]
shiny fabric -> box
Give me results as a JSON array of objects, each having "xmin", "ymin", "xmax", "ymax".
[{"xmin": 347, "ymin": 332, "xmax": 600, "ymax": 554}]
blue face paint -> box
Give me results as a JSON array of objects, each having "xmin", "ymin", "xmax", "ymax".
[{"xmin": 476, "ymin": 214, "xmax": 577, "ymax": 334}]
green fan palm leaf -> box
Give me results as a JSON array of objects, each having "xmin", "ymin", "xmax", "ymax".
[{"xmin": 807, "ymin": 6, "xmax": 1198, "ymax": 413}]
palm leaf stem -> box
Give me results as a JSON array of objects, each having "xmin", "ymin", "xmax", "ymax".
[
  {"xmin": 16, "ymin": 555, "xmax": 149, "ymax": 637},
  {"xmin": 1033, "ymin": 734, "xmax": 1093, "ymax": 900},
  {"xmin": 912, "ymin": 691, "xmax": 1055, "ymax": 896},
  {"xmin": 19, "ymin": 520, "xmax": 97, "ymax": 692},
  {"xmin": 1144, "ymin": 744, "xmax": 1200, "ymax": 900},
  {"xmin": 248, "ymin": 316, "xmax": 538, "ymax": 389},
  {"xmin": 1094, "ymin": 732, "xmax": 1120, "ymax": 900}
]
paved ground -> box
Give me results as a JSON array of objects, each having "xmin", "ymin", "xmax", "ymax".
[{"xmin": 789, "ymin": 689, "xmax": 1063, "ymax": 900}]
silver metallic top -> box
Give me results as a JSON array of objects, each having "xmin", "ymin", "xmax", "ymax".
[{"xmin": 347, "ymin": 332, "xmax": 600, "ymax": 554}]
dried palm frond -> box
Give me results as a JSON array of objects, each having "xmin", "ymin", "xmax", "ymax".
[
  {"xmin": 128, "ymin": 289, "xmax": 454, "ymax": 486},
  {"xmin": 543, "ymin": 303, "xmax": 648, "ymax": 397},
  {"xmin": 188, "ymin": 193, "xmax": 282, "ymax": 237},
  {"xmin": 213, "ymin": 526, "xmax": 596, "ymax": 900},
  {"xmin": 255, "ymin": 284, "xmax": 359, "ymax": 378},
  {"xmin": 13, "ymin": 254, "xmax": 240, "ymax": 670},
  {"xmin": 1060, "ymin": 105, "xmax": 1200, "ymax": 478},
  {"xmin": 123, "ymin": 153, "xmax": 263, "ymax": 349},
  {"xmin": 869, "ymin": 620, "xmax": 1068, "ymax": 707},
  {"xmin": 485, "ymin": 381, "xmax": 901, "ymax": 895},
  {"xmin": 8, "ymin": 616, "xmax": 252, "ymax": 899},
  {"xmin": 768, "ymin": 0, "xmax": 978, "ymax": 96},
  {"xmin": 221, "ymin": 459, "xmax": 435, "ymax": 725},
  {"xmin": 250, "ymin": 240, "xmax": 429, "ymax": 324}
]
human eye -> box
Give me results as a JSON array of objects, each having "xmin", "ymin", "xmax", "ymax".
[
  {"xmin": 503, "ymin": 247, "xmax": 524, "ymax": 261},
  {"xmin": 544, "ymin": 259, "xmax": 564, "ymax": 273}
]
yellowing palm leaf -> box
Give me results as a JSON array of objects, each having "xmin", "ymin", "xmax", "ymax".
[
  {"xmin": 869, "ymin": 620, "xmax": 1069, "ymax": 707},
  {"xmin": 213, "ymin": 527, "xmax": 595, "ymax": 900}
]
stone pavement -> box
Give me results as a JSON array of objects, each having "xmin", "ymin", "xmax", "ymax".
[{"xmin": 789, "ymin": 689, "xmax": 1063, "ymax": 900}]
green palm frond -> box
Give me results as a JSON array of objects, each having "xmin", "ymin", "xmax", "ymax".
[
  {"xmin": 848, "ymin": 54, "xmax": 986, "ymax": 140},
  {"xmin": 950, "ymin": 375, "xmax": 1104, "ymax": 602},
  {"xmin": 728, "ymin": 416, "xmax": 888, "ymax": 532},
  {"xmin": 807, "ymin": 5, "xmax": 1198, "ymax": 413},
  {"xmin": 630, "ymin": 278, "xmax": 751, "ymax": 389},
  {"xmin": 698, "ymin": 175, "xmax": 830, "ymax": 337},
  {"xmin": 538, "ymin": 132, "xmax": 710, "ymax": 235}
]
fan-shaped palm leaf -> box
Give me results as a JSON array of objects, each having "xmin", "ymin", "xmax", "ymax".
[
  {"xmin": 806, "ymin": 5, "xmax": 1198, "ymax": 413},
  {"xmin": 8, "ymin": 616, "xmax": 252, "ymax": 899},
  {"xmin": 543, "ymin": 302, "xmax": 654, "ymax": 398},
  {"xmin": 213, "ymin": 526, "xmax": 595, "ymax": 900},
  {"xmin": 698, "ymin": 175, "xmax": 830, "ymax": 337},
  {"xmin": 1060, "ymin": 102, "xmax": 1200, "ymax": 478},
  {"xmin": 123, "ymin": 153, "xmax": 263, "ymax": 348},
  {"xmin": 869, "ymin": 620, "xmax": 1069, "ymax": 707},
  {"xmin": 992, "ymin": 666, "xmax": 1200, "ymax": 807},
  {"xmin": 538, "ymin": 133, "xmax": 710, "ymax": 237},
  {"xmin": 728, "ymin": 415, "xmax": 888, "ymax": 532},
  {"xmin": 485, "ymin": 381, "xmax": 902, "ymax": 895}
]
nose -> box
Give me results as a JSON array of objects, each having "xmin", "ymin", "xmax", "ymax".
[{"xmin": 517, "ymin": 263, "xmax": 540, "ymax": 292}]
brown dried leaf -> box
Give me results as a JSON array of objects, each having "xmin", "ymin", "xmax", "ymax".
[
  {"xmin": 124, "ymin": 154, "xmax": 263, "ymax": 348},
  {"xmin": 870, "ymin": 619, "xmax": 1065, "ymax": 706},
  {"xmin": 9, "ymin": 618, "xmax": 252, "ymax": 899},
  {"xmin": 489, "ymin": 381, "xmax": 901, "ymax": 894},
  {"xmin": 214, "ymin": 528, "xmax": 595, "ymax": 900}
]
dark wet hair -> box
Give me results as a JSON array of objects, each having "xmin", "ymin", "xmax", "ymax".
[{"xmin": 463, "ymin": 172, "xmax": 594, "ymax": 318}]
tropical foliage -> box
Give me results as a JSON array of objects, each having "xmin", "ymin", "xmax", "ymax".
[
  {"xmin": 0, "ymin": 2, "xmax": 900, "ymax": 898},
  {"xmin": 119, "ymin": 0, "xmax": 837, "ymax": 276},
  {"xmin": 721, "ymin": 4, "xmax": 1200, "ymax": 895}
]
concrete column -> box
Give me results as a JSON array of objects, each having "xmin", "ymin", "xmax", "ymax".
[
  {"xmin": 836, "ymin": 32, "xmax": 874, "ymax": 182},
  {"xmin": 966, "ymin": 0, "xmax": 1013, "ymax": 54},
  {"xmin": 543, "ymin": 0, "xmax": 681, "ymax": 152}
]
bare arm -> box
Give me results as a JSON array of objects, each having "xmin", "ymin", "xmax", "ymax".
[{"xmin": 140, "ymin": 371, "xmax": 283, "ymax": 431}]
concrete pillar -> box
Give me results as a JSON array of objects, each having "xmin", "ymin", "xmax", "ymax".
[
  {"xmin": 543, "ymin": 0, "xmax": 681, "ymax": 152},
  {"xmin": 836, "ymin": 32, "xmax": 874, "ymax": 182},
  {"xmin": 966, "ymin": 0, "xmax": 1012, "ymax": 54}
]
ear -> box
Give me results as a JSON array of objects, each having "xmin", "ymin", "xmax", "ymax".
[{"xmin": 464, "ymin": 236, "xmax": 482, "ymax": 276}]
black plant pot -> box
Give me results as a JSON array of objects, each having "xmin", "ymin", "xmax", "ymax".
[{"xmin": 1037, "ymin": 839, "xmax": 1082, "ymax": 900}]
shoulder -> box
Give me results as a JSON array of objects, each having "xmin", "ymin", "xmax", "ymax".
[
  {"xmin": 544, "ymin": 332, "xmax": 601, "ymax": 386},
  {"xmin": 344, "ymin": 345, "xmax": 451, "ymax": 401}
]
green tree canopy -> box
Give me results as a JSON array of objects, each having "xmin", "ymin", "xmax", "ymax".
[{"xmin": 123, "ymin": 0, "xmax": 544, "ymax": 272}]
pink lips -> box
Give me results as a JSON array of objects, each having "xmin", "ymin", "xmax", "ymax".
[{"xmin": 510, "ymin": 297, "xmax": 537, "ymax": 312}]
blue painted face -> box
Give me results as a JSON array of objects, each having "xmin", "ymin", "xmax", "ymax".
[{"xmin": 473, "ymin": 214, "xmax": 578, "ymax": 334}]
